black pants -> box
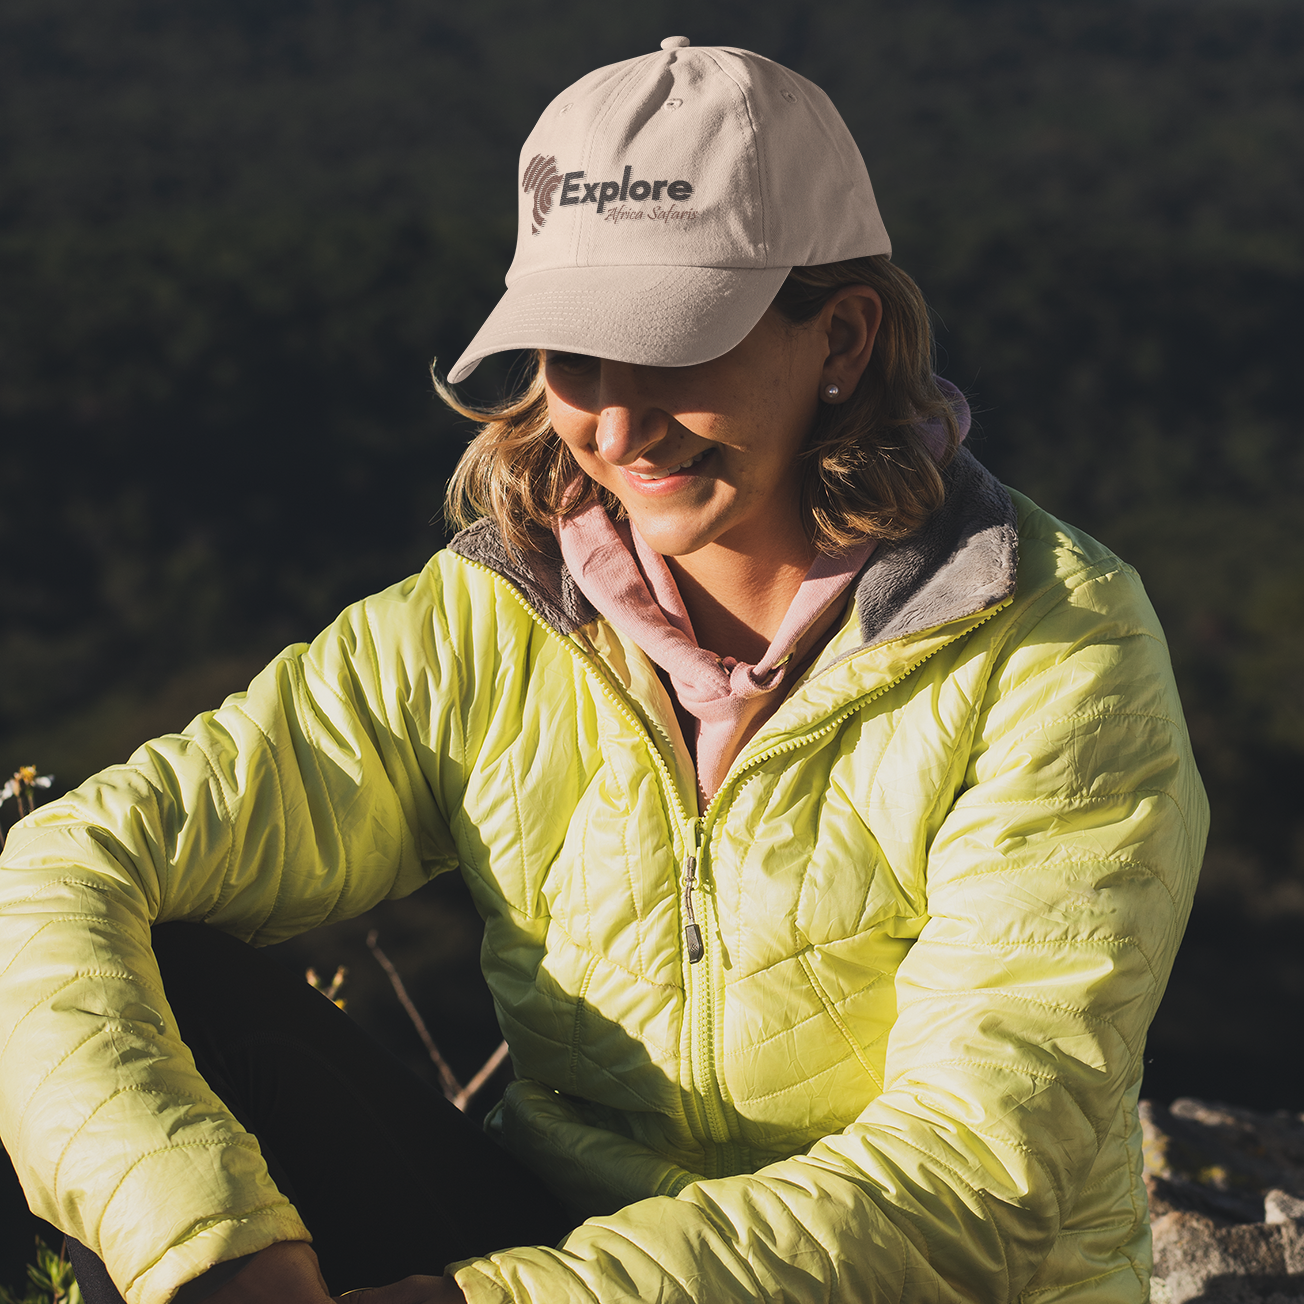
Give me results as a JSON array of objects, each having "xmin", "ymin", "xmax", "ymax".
[{"xmin": 4, "ymin": 923, "xmax": 572, "ymax": 1302}]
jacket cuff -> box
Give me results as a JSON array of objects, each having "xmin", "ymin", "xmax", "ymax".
[
  {"xmin": 124, "ymin": 1209, "xmax": 310, "ymax": 1304},
  {"xmin": 450, "ymin": 1260, "xmax": 514, "ymax": 1304}
]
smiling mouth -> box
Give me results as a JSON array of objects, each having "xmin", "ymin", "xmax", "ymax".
[{"xmin": 628, "ymin": 450, "xmax": 710, "ymax": 482}]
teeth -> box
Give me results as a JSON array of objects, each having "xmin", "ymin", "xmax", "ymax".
[{"xmin": 631, "ymin": 450, "xmax": 708, "ymax": 481}]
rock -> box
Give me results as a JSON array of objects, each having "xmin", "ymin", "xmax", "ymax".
[
  {"xmin": 1268, "ymin": 1192, "xmax": 1304, "ymax": 1226},
  {"xmin": 1151, "ymin": 1211, "xmax": 1304, "ymax": 1301},
  {"xmin": 1143, "ymin": 1098, "xmax": 1304, "ymax": 1302}
]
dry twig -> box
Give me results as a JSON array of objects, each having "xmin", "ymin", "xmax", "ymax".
[
  {"xmin": 365, "ymin": 928, "xmax": 507, "ymax": 1111},
  {"xmin": 453, "ymin": 1039, "xmax": 511, "ymax": 1112}
]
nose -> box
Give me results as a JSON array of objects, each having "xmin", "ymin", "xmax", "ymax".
[{"xmin": 594, "ymin": 362, "xmax": 669, "ymax": 465}]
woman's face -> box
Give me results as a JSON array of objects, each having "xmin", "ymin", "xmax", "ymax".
[{"xmin": 544, "ymin": 296, "xmax": 876, "ymax": 565}]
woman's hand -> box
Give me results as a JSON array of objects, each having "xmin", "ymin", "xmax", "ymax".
[
  {"xmin": 200, "ymin": 1243, "xmax": 467, "ymax": 1304},
  {"xmin": 335, "ymin": 1276, "xmax": 467, "ymax": 1303},
  {"xmin": 206, "ymin": 1242, "xmax": 333, "ymax": 1303}
]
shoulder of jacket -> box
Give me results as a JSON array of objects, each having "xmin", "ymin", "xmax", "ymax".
[
  {"xmin": 1009, "ymin": 487, "xmax": 1134, "ymax": 592},
  {"xmin": 1002, "ymin": 487, "xmax": 1163, "ymax": 643}
]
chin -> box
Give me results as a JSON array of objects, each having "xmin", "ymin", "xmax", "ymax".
[
  {"xmin": 629, "ymin": 523, "xmax": 719, "ymax": 558},
  {"xmin": 625, "ymin": 506, "xmax": 732, "ymax": 558}
]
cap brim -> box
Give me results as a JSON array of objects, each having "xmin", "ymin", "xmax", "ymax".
[{"xmin": 446, "ymin": 263, "xmax": 792, "ymax": 384}]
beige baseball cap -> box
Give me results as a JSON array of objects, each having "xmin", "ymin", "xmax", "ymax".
[{"xmin": 447, "ymin": 37, "xmax": 890, "ymax": 384}]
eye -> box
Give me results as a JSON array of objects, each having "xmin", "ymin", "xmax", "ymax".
[{"xmin": 545, "ymin": 351, "xmax": 598, "ymax": 377}]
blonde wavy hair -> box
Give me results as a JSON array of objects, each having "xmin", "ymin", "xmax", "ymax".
[{"xmin": 438, "ymin": 255, "xmax": 960, "ymax": 554}]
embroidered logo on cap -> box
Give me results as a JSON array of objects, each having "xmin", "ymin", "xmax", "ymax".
[
  {"xmin": 524, "ymin": 157, "xmax": 697, "ymax": 232},
  {"xmin": 522, "ymin": 154, "xmax": 565, "ymax": 234}
]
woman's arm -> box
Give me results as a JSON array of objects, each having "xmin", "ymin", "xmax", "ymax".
[{"xmin": 0, "ymin": 564, "xmax": 470, "ymax": 1304}]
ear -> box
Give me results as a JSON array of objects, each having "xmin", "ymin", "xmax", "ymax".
[{"xmin": 819, "ymin": 287, "xmax": 883, "ymax": 402}]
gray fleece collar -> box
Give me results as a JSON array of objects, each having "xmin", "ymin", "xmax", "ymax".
[{"xmin": 448, "ymin": 448, "xmax": 1018, "ymax": 651}]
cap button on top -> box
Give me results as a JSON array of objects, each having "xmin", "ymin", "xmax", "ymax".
[{"xmin": 660, "ymin": 35, "xmax": 691, "ymax": 49}]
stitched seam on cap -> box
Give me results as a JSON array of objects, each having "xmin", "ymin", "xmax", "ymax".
[
  {"xmin": 579, "ymin": 64, "xmax": 643, "ymax": 268},
  {"xmin": 701, "ymin": 50, "xmax": 766, "ymax": 265}
]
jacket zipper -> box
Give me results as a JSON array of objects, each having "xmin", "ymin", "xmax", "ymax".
[
  {"xmin": 683, "ymin": 821, "xmax": 704, "ymax": 964},
  {"xmin": 685, "ymin": 812, "xmax": 734, "ymax": 1156}
]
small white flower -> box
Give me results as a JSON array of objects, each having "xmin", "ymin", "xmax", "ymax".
[{"xmin": 1, "ymin": 768, "xmax": 54, "ymax": 805}]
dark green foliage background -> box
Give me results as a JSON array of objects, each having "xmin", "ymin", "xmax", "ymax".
[{"xmin": 2, "ymin": 0, "xmax": 1302, "ymax": 1111}]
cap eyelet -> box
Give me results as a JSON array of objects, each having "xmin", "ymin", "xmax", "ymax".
[
  {"xmin": 663, "ymin": 98, "xmax": 683, "ymax": 111},
  {"xmin": 781, "ymin": 89, "xmax": 797, "ymax": 103}
]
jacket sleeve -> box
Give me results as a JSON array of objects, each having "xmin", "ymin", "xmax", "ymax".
[
  {"xmin": 452, "ymin": 554, "xmax": 1208, "ymax": 1304},
  {"xmin": 0, "ymin": 565, "xmax": 468, "ymax": 1304}
]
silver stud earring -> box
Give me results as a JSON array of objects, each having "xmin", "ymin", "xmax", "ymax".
[{"xmin": 823, "ymin": 384, "xmax": 840, "ymax": 400}]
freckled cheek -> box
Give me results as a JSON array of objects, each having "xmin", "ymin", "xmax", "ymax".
[
  {"xmin": 553, "ymin": 421, "xmax": 623, "ymax": 493},
  {"xmin": 548, "ymin": 402, "xmax": 596, "ymax": 460}
]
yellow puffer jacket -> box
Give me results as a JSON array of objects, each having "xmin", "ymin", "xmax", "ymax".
[{"xmin": 0, "ymin": 451, "xmax": 1206, "ymax": 1304}]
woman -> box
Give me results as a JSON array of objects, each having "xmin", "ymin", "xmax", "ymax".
[{"xmin": 0, "ymin": 37, "xmax": 1205, "ymax": 1304}]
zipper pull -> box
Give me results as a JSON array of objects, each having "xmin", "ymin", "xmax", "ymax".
[{"xmin": 683, "ymin": 839, "xmax": 704, "ymax": 964}]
